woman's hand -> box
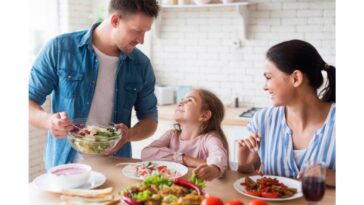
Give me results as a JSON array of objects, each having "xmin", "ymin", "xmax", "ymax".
[
  {"xmin": 238, "ymin": 133, "xmax": 260, "ymax": 152},
  {"xmin": 193, "ymin": 164, "xmax": 220, "ymax": 181},
  {"xmin": 237, "ymin": 133, "xmax": 261, "ymax": 173}
]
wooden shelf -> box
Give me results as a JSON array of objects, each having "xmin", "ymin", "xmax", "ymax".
[{"xmin": 161, "ymin": 2, "xmax": 248, "ymax": 9}]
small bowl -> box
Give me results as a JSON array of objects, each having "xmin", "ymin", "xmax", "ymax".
[
  {"xmin": 48, "ymin": 163, "xmax": 92, "ymax": 188},
  {"xmin": 68, "ymin": 119, "xmax": 122, "ymax": 155}
]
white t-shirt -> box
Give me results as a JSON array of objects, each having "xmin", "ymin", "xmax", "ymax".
[
  {"xmin": 87, "ymin": 45, "xmax": 119, "ymax": 126},
  {"xmin": 293, "ymin": 148, "xmax": 307, "ymax": 163}
]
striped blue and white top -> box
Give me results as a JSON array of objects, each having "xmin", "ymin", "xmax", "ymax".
[{"xmin": 248, "ymin": 104, "xmax": 336, "ymax": 178}]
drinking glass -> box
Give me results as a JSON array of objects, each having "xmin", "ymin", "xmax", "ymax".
[{"xmin": 301, "ymin": 161, "xmax": 326, "ymax": 205}]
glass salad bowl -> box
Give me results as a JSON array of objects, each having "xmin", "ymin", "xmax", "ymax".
[{"xmin": 67, "ymin": 119, "xmax": 122, "ymax": 155}]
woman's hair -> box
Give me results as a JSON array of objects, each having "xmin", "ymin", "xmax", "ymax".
[
  {"xmin": 109, "ymin": 0, "xmax": 159, "ymax": 18},
  {"xmin": 266, "ymin": 39, "xmax": 335, "ymax": 102},
  {"xmin": 174, "ymin": 88, "xmax": 229, "ymax": 161}
]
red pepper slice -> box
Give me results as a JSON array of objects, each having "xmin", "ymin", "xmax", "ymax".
[
  {"xmin": 261, "ymin": 192, "xmax": 279, "ymax": 198},
  {"xmin": 245, "ymin": 190, "xmax": 261, "ymax": 197},
  {"xmin": 174, "ymin": 178, "xmax": 204, "ymax": 196}
]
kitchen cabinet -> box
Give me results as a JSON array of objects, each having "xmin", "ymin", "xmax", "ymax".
[{"xmin": 223, "ymin": 124, "xmax": 249, "ymax": 170}]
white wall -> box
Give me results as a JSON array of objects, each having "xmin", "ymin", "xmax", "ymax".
[{"xmin": 151, "ymin": 0, "xmax": 335, "ymax": 107}]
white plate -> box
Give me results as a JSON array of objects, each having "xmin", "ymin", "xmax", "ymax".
[
  {"xmin": 33, "ymin": 171, "xmax": 106, "ymax": 193},
  {"xmin": 233, "ymin": 175, "xmax": 303, "ymax": 201},
  {"xmin": 121, "ymin": 161, "xmax": 188, "ymax": 180}
]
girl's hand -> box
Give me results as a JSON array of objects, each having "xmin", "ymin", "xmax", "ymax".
[
  {"xmin": 193, "ymin": 164, "xmax": 220, "ymax": 181},
  {"xmin": 182, "ymin": 155, "xmax": 206, "ymax": 168}
]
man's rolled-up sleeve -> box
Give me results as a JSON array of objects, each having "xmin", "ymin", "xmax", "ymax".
[
  {"xmin": 29, "ymin": 38, "xmax": 58, "ymax": 105},
  {"xmin": 134, "ymin": 60, "xmax": 158, "ymax": 122}
]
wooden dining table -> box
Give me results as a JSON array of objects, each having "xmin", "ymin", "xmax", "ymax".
[{"xmin": 29, "ymin": 156, "xmax": 335, "ymax": 205}]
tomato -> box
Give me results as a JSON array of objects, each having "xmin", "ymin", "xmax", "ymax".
[
  {"xmin": 245, "ymin": 190, "xmax": 261, "ymax": 197},
  {"xmin": 227, "ymin": 199, "xmax": 245, "ymax": 205},
  {"xmin": 248, "ymin": 199, "xmax": 268, "ymax": 205},
  {"xmin": 200, "ymin": 195, "xmax": 224, "ymax": 205},
  {"xmin": 261, "ymin": 192, "xmax": 279, "ymax": 198}
]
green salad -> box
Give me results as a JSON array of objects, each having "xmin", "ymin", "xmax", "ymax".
[{"xmin": 68, "ymin": 125, "xmax": 121, "ymax": 154}]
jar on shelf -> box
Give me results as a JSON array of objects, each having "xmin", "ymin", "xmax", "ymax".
[
  {"xmin": 221, "ymin": 0, "xmax": 235, "ymax": 4},
  {"xmin": 179, "ymin": 0, "xmax": 191, "ymax": 5}
]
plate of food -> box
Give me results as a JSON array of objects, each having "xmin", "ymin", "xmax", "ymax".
[
  {"xmin": 121, "ymin": 161, "xmax": 188, "ymax": 180},
  {"xmin": 121, "ymin": 174, "xmax": 205, "ymax": 205},
  {"xmin": 233, "ymin": 175, "xmax": 303, "ymax": 201}
]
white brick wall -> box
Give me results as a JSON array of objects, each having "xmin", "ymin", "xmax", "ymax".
[
  {"xmin": 59, "ymin": 0, "xmax": 95, "ymax": 33},
  {"xmin": 29, "ymin": 98, "xmax": 50, "ymax": 182},
  {"xmin": 151, "ymin": 0, "xmax": 336, "ymax": 107}
]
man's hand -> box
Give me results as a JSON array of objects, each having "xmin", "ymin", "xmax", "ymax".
[
  {"xmin": 193, "ymin": 164, "xmax": 221, "ymax": 181},
  {"xmin": 48, "ymin": 112, "xmax": 73, "ymax": 138},
  {"xmin": 104, "ymin": 123, "xmax": 129, "ymax": 156}
]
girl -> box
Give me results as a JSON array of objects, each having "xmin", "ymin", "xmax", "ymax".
[
  {"xmin": 237, "ymin": 39, "xmax": 336, "ymax": 186},
  {"xmin": 141, "ymin": 88, "xmax": 229, "ymax": 181}
]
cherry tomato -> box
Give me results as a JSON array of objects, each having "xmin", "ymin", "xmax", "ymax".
[
  {"xmin": 227, "ymin": 199, "xmax": 245, "ymax": 205},
  {"xmin": 261, "ymin": 192, "xmax": 279, "ymax": 198},
  {"xmin": 248, "ymin": 199, "xmax": 268, "ymax": 205},
  {"xmin": 200, "ymin": 195, "xmax": 224, "ymax": 205}
]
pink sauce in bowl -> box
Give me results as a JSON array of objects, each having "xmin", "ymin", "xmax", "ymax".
[
  {"xmin": 51, "ymin": 167, "xmax": 87, "ymax": 176},
  {"xmin": 48, "ymin": 163, "xmax": 92, "ymax": 188}
]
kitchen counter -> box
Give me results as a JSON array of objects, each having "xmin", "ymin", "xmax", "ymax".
[{"xmin": 158, "ymin": 105, "xmax": 250, "ymax": 126}]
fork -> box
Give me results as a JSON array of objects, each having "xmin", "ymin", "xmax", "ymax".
[{"xmin": 256, "ymin": 161, "xmax": 264, "ymax": 176}]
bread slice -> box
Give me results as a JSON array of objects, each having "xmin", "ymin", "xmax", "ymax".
[
  {"xmin": 61, "ymin": 187, "xmax": 113, "ymax": 198},
  {"xmin": 61, "ymin": 199, "xmax": 120, "ymax": 205},
  {"xmin": 60, "ymin": 194, "xmax": 117, "ymax": 202}
]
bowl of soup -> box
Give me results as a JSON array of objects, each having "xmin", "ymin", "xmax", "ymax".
[{"xmin": 48, "ymin": 163, "xmax": 92, "ymax": 188}]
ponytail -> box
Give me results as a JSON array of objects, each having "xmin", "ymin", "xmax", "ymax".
[
  {"xmin": 320, "ymin": 64, "xmax": 336, "ymax": 102},
  {"xmin": 267, "ymin": 40, "xmax": 336, "ymax": 103}
]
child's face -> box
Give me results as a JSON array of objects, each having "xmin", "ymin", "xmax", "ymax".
[{"xmin": 174, "ymin": 90, "xmax": 205, "ymax": 124}]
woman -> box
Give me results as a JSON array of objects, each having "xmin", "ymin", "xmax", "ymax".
[{"xmin": 237, "ymin": 39, "xmax": 335, "ymax": 186}]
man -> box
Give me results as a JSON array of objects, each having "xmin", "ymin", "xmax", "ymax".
[{"xmin": 29, "ymin": 0, "xmax": 159, "ymax": 170}]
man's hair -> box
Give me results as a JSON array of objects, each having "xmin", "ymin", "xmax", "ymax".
[{"xmin": 108, "ymin": 0, "xmax": 159, "ymax": 18}]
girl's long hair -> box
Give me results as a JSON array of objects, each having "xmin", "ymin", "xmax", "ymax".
[{"xmin": 174, "ymin": 88, "xmax": 229, "ymax": 163}]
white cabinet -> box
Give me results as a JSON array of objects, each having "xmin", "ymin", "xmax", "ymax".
[{"xmin": 223, "ymin": 125, "xmax": 249, "ymax": 170}]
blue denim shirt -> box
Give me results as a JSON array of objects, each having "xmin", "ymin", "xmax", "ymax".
[{"xmin": 29, "ymin": 23, "xmax": 158, "ymax": 170}]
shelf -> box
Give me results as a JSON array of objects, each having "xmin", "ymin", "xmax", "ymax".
[
  {"xmin": 153, "ymin": 2, "xmax": 249, "ymax": 44},
  {"xmin": 161, "ymin": 2, "xmax": 248, "ymax": 9}
]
